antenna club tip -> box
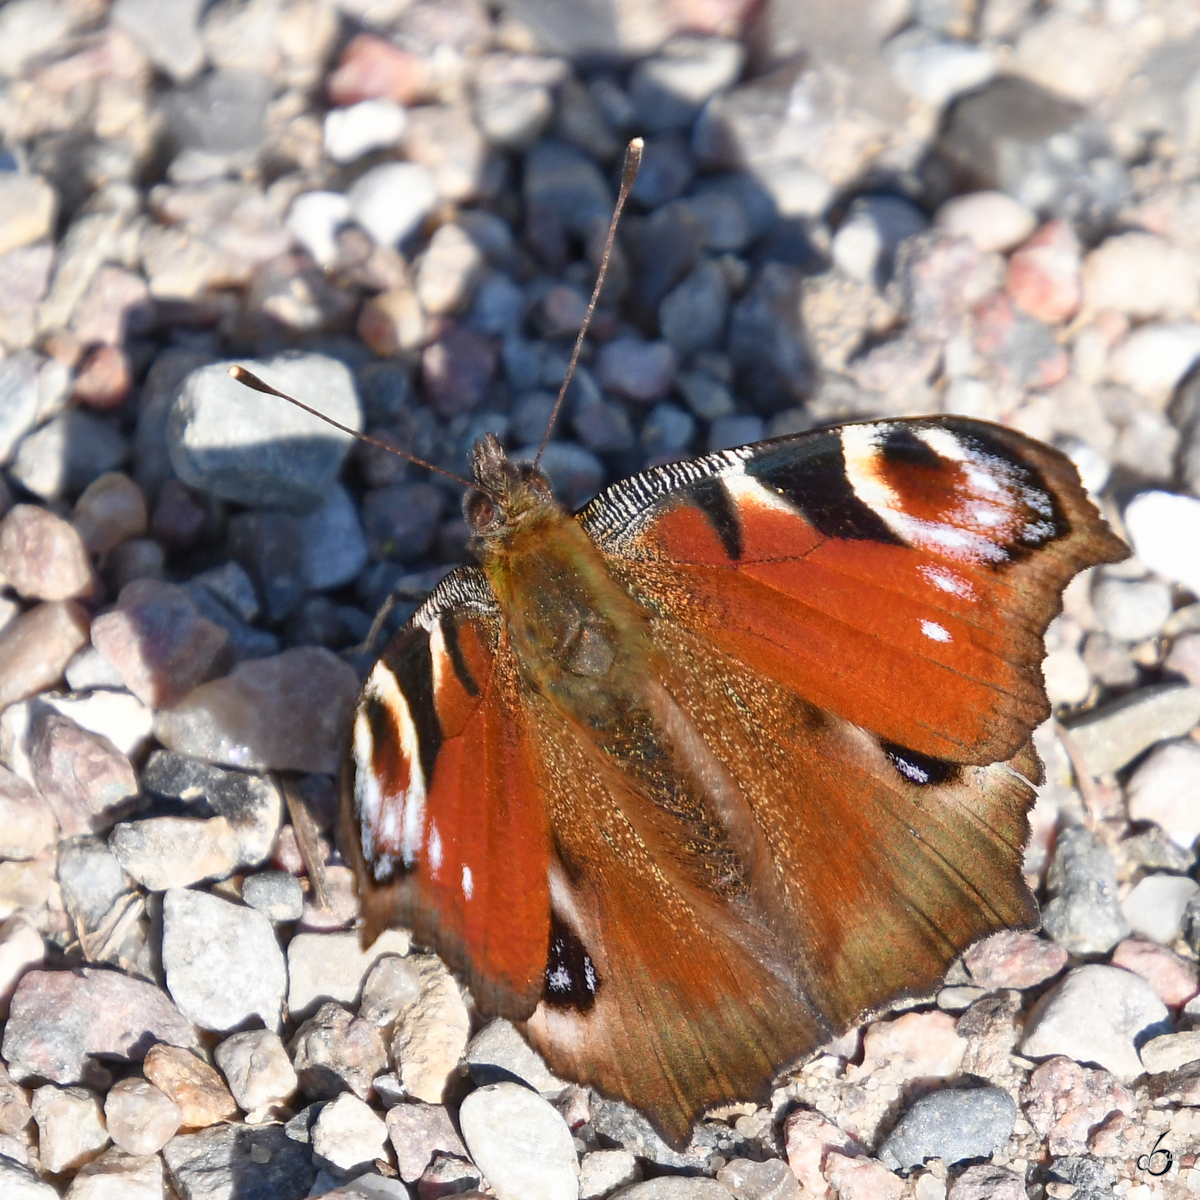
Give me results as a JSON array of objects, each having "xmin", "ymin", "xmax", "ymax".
[{"xmin": 227, "ymin": 365, "xmax": 243, "ymax": 379}]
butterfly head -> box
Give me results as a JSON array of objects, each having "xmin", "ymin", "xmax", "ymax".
[{"xmin": 464, "ymin": 432, "xmax": 557, "ymax": 550}]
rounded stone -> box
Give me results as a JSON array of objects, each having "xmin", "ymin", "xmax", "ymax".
[
  {"xmin": 104, "ymin": 1076, "xmax": 181, "ymax": 1155},
  {"xmin": 459, "ymin": 1082, "xmax": 579, "ymax": 1200},
  {"xmin": 168, "ymin": 354, "xmax": 361, "ymax": 512}
]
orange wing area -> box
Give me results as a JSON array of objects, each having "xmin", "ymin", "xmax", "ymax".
[
  {"xmin": 584, "ymin": 418, "xmax": 1126, "ymax": 765},
  {"xmin": 342, "ymin": 568, "xmax": 551, "ymax": 1021}
]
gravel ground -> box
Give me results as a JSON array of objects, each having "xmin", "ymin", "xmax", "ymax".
[{"xmin": 0, "ymin": 0, "xmax": 1199, "ymax": 1197}]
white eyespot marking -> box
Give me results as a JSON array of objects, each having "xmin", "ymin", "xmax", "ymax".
[
  {"xmin": 461, "ymin": 864, "xmax": 474, "ymax": 900},
  {"xmin": 918, "ymin": 563, "xmax": 975, "ymax": 600},
  {"xmin": 428, "ymin": 822, "xmax": 443, "ymax": 876},
  {"xmin": 894, "ymin": 756, "xmax": 931, "ymax": 784},
  {"xmin": 547, "ymin": 964, "xmax": 571, "ymax": 993},
  {"xmin": 352, "ymin": 710, "xmax": 392, "ymax": 879},
  {"xmin": 364, "ymin": 659, "xmax": 427, "ymax": 869},
  {"xmin": 723, "ymin": 467, "xmax": 799, "ymax": 515},
  {"xmin": 921, "ymin": 619, "xmax": 952, "ymax": 643},
  {"xmin": 842, "ymin": 423, "xmax": 1060, "ymax": 566}
]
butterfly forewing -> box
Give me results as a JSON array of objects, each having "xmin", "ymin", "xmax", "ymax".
[
  {"xmin": 345, "ymin": 415, "xmax": 1126, "ymax": 1144},
  {"xmin": 343, "ymin": 566, "xmax": 551, "ymax": 1018}
]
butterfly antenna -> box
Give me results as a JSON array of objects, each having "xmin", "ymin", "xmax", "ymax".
[
  {"xmin": 227, "ymin": 365, "xmax": 483, "ymax": 493},
  {"xmin": 534, "ymin": 137, "xmax": 643, "ymax": 469}
]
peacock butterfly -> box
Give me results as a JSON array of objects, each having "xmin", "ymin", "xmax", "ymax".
[{"xmin": 235, "ymin": 142, "xmax": 1128, "ymax": 1147}]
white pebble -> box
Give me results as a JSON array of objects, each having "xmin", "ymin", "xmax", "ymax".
[
  {"xmin": 287, "ymin": 191, "xmax": 351, "ymax": 268},
  {"xmin": 1083, "ymin": 233, "xmax": 1200, "ymax": 318},
  {"xmin": 324, "ymin": 99, "xmax": 408, "ymax": 164},
  {"xmin": 886, "ymin": 27, "xmax": 997, "ymax": 107},
  {"xmin": 1121, "ymin": 874, "xmax": 1200, "ymax": 945},
  {"xmin": 1107, "ymin": 322, "xmax": 1200, "ymax": 400},
  {"xmin": 459, "ymin": 1082, "xmax": 579, "ymax": 1200},
  {"xmin": 311, "ymin": 1093, "xmax": 389, "ymax": 1173},
  {"xmin": 1021, "ymin": 963, "xmax": 1167, "ymax": 1081},
  {"xmin": 1124, "ymin": 491, "xmax": 1200, "ymax": 599},
  {"xmin": 1126, "ymin": 740, "xmax": 1200, "ymax": 849},
  {"xmin": 935, "ymin": 191, "xmax": 1037, "ymax": 252},
  {"xmin": 348, "ymin": 162, "xmax": 437, "ymax": 248}
]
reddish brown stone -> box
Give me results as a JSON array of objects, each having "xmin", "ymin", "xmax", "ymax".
[
  {"xmin": 1022, "ymin": 1056, "xmax": 1134, "ymax": 1156},
  {"xmin": 1111, "ymin": 937, "xmax": 1200, "ymax": 1008},
  {"xmin": 1, "ymin": 968, "xmax": 195, "ymax": 1084},
  {"xmin": 420, "ymin": 324, "xmax": 496, "ymax": 417},
  {"xmin": 90, "ymin": 578, "xmax": 229, "ymax": 710},
  {"xmin": 327, "ymin": 34, "xmax": 427, "ymax": 107},
  {"xmin": 29, "ymin": 710, "xmax": 140, "ymax": 837},
  {"xmin": 1006, "ymin": 220, "xmax": 1082, "ymax": 325},
  {"xmin": 72, "ymin": 472, "xmax": 148, "ymax": 556},
  {"xmin": 0, "ymin": 601, "xmax": 90, "ymax": 711},
  {"xmin": 143, "ymin": 1044, "xmax": 238, "ymax": 1128},
  {"xmin": 73, "ymin": 343, "xmax": 132, "ymax": 409},
  {"xmin": 0, "ymin": 504, "xmax": 95, "ymax": 601}
]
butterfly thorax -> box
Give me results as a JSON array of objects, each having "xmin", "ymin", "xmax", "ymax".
[{"xmin": 464, "ymin": 434, "xmax": 652, "ymax": 729}]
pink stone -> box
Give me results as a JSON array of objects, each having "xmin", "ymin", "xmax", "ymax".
[
  {"xmin": 1021, "ymin": 1055, "xmax": 1134, "ymax": 1156},
  {"xmin": 0, "ymin": 601, "xmax": 90, "ymax": 711},
  {"xmin": 29, "ymin": 711, "xmax": 139, "ymax": 837},
  {"xmin": 540, "ymin": 284, "xmax": 589, "ymax": 336},
  {"xmin": 823, "ymin": 1154, "xmax": 903, "ymax": 1200},
  {"xmin": 72, "ymin": 344, "xmax": 132, "ymax": 410},
  {"xmin": 849, "ymin": 1011, "xmax": 966, "ymax": 1083},
  {"xmin": 1110, "ymin": 937, "xmax": 1200, "ymax": 1008},
  {"xmin": 91, "ymin": 578, "xmax": 229, "ymax": 710},
  {"xmin": 0, "ymin": 504, "xmax": 95, "ymax": 601},
  {"xmin": 421, "ymin": 324, "xmax": 497, "ymax": 417},
  {"xmin": 971, "ymin": 291, "xmax": 1070, "ymax": 390},
  {"xmin": 154, "ymin": 646, "xmax": 358, "ymax": 774},
  {"xmin": 327, "ymin": 34, "xmax": 427, "ymax": 107},
  {"xmin": 1087, "ymin": 1109, "xmax": 1142, "ymax": 1158},
  {"xmin": 0, "ymin": 915, "xmax": 43, "ymax": 1018},
  {"xmin": 69, "ymin": 264, "xmax": 153, "ymax": 347},
  {"xmin": 596, "ymin": 337, "xmax": 677, "ymax": 403},
  {"xmin": 150, "ymin": 479, "xmax": 207, "ymax": 547},
  {"xmin": 0, "ymin": 765, "xmax": 56, "ymax": 859},
  {"xmin": 1, "ymin": 968, "xmax": 195, "ymax": 1085},
  {"xmin": 72, "ymin": 472, "xmax": 148, "ymax": 556},
  {"xmin": 963, "ymin": 929, "xmax": 1068, "ymax": 989},
  {"xmin": 784, "ymin": 1110, "xmax": 862, "ymax": 1199},
  {"xmin": 1006, "ymin": 220, "xmax": 1082, "ymax": 324},
  {"xmin": 947, "ymin": 1164, "xmax": 1024, "ymax": 1200},
  {"xmin": 1165, "ymin": 631, "xmax": 1200, "ymax": 687}
]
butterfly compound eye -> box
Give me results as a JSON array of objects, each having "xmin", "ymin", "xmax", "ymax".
[{"xmin": 466, "ymin": 491, "xmax": 498, "ymax": 532}]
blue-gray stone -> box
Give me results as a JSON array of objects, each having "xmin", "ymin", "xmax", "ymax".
[
  {"xmin": 879, "ymin": 1086, "xmax": 1017, "ymax": 1171},
  {"xmin": 169, "ymin": 354, "xmax": 360, "ymax": 512}
]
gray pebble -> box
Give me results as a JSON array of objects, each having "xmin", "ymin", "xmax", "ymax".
[
  {"xmin": 1061, "ymin": 683, "xmax": 1200, "ymax": 776},
  {"xmin": 1092, "ymin": 577, "xmax": 1173, "ymax": 643},
  {"xmin": 1040, "ymin": 826, "xmax": 1130, "ymax": 955},
  {"xmin": 169, "ymin": 354, "xmax": 361, "ymax": 511},
  {"xmin": 878, "ymin": 1086, "xmax": 1016, "ymax": 1170},
  {"xmin": 57, "ymin": 840, "xmax": 129, "ymax": 930},
  {"xmin": 300, "ymin": 484, "xmax": 369, "ymax": 591},
  {"xmin": 708, "ymin": 414, "xmax": 765, "ymax": 451},
  {"xmin": 659, "ymin": 259, "xmax": 730, "ymax": 358},
  {"xmin": 641, "ymin": 403, "xmax": 696, "ymax": 458},
  {"xmin": 1022, "ymin": 963, "xmax": 1169, "ymax": 1082},
  {"xmin": 162, "ymin": 1121, "xmax": 316, "ymax": 1200},
  {"xmin": 523, "ymin": 140, "xmax": 612, "ymax": 236},
  {"xmin": 0, "ymin": 1155, "xmax": 58, "ymax": 1199},
  {"xmin": 629, "ymin": 135, "xmax": 695, "ymax": 209},
  {"xmin": 0, "ymin": 350, "xmax": 46, "ymax": 464},
  {"xmin": 628, "ymin": 36, "xmax": 745, "ymax": 132},
  {"xmin": 290, "ymin": 1002, "xmax": 388, "ymax": 1102},
  {"xmin": 466, "ymin": 1019, "xmax": 566, "ymax": 1097},
  {"xmin": 3, "ymin": 967, "xmax": 194, "ymax": 1085},
  {"xmin": 10, "ymin": 409, "xmax": 128, "ymax": 502},
  {"xmin": 242, "ymin": 871, "xmax": 304, "ymax": 922},
  {"xmin": 362, "ymin": 482, "xmax": 445, "ymax": 563},
  {"xmin": 162, "ymin": 887, "xmax": 286, "ymax": 1033}
]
